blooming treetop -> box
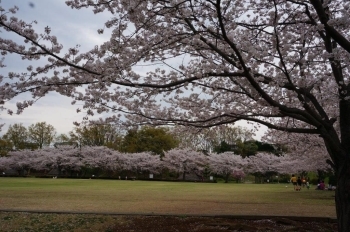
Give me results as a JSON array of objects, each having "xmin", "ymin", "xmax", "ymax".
[
  {"xmin": 0, "ymin": 146, "xmax": 331, "ymax": 177},
  {"xmin": 3, "ymin": 149, "xmax": 37, "ymax": 172},
  {"xmin": 80, "ymin": 146, "xmax": 118, "ymax": 170},
  {"xmin": 249, "ymin": 152, "xmax": 322, "ymax": 174},
  {"xmin": 125, "ymin": 152, "xmax": 163, "ymax": 174},
  {"xmin": 162, "ymin": 148, "xmax": 207, "ymax": 177},
  {"xmin": 246, "ymin": 153, "xmax": 281, "ymax": 174},
  {"xmin": 263, "ymin": 129, "xmax": 331, "ymax": 172},
  {"xmin": 207, "ymin": 152, "xmax": 247, "ymax": 175},
  {"xmin": 0, "ymin": 1, "xmax": 347, "ymax": 132}
]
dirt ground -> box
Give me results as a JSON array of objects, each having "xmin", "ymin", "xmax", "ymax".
[
  {"xmin": 0, "ymin": 212, "xmax": 338, "ymax": 232},
  {"xmin": 109, "ymin": 215, "xmax": 338, "ymax": 232}
]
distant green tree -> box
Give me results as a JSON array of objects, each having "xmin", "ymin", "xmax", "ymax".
[
  {"xmin": 69, "ymin": 123, "xmax": 121, "ymax": 147},
  {"xmin": 17, "ymin": 142, "xmax": 39, "ymax": 150},
  {"xmin": 121, "ymin": 129, "xmax": 139, "ymax": 153},
  {"xmin": 3, "ymin": 123, "xmax": 28, "ymax": 149},
  {"xmin": 121, "ymin": 127, "xmax": 178, "ymax": 155},
  {"xmin": 254, "ymin": 141, "xmax": 287, "ymax": 156},
  {"xmin": 255, "ymin": 141, "xmax": 276, "ymax": 153},
  {"xmin": 105, "ymin": 135, "xmax": 124, "ymax": 151},
  {"xmin": 235, "ymin": 140, "xmax": 258, "ymax": 157},
  {"xmin": 214, "ymin": 140, "xmax": 258, "ymax": 157},
  {"xmin": 28, "ymin": 122, "xmax": 56, "ymax": 149},
  {"xmin": 213, "ymin": 141, "xmax": 233, "ymax": 154},
  {"xmin": 0, "ymin": 138, "xmax": 13, "ymax": 156},
  {"xmin": 55, "ymin": 133, "xmax": 70, "ymax": 143}
]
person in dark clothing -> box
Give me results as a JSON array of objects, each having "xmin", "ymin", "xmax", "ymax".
[
  {"xmin": 296, "ymin": 176, "xmax": 302, "ymax": 191},
  {"xmin": 316, "ymin": 180, "xmax": 325, "ymax": 190}
]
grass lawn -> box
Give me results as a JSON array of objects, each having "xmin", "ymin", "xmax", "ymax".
[{"xmin": 0, "ymin": 177, "xmax": 336, "ymax": 218}]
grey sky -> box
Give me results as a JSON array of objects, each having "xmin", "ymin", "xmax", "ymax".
[{"xmin": 0, "ymin": 0, "xmax": 111, "ymax": 135}]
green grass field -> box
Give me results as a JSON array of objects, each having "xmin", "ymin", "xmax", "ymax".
[{"xmin": 0, "ymin": 177, "xmax": 336, "ymax": 218}]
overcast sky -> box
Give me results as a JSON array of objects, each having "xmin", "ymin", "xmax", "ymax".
[
  {"xmin": 0, "ymin": 1, "xmax": 267, "ymax": 139},
  {"xmin": 0, "ymin": 0, "xmax": 112, "ymax": 136}
]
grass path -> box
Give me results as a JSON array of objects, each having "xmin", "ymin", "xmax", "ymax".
[{"xmin": 0, "ymin": 178, "xmax": 336, "ymax": 218}]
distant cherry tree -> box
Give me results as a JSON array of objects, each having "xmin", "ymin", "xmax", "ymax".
[
  {"xmin": 124, "ymin": 152, "xmax": 162, "ymax": 177},
  {"xmin": 162, "ymin": 148, "xmax": 207, "ymax": 180},
  {"xmin": 207, "ymin": 152, "xmax": 248, "ymax": 183},
  {"xmin": 264, "ymin": 129, "xmax": 331, "ymax": 174},
  {"xmin": 232, "ymin": 170, "xmax": 246, "ymax": 183},
  {"xmin": 0, "ymin": 149, "xmax": 34, "ymax": 175},
  {"xmin": 0, "ymin": 146, "xmax": 331, "ymax": 180}
]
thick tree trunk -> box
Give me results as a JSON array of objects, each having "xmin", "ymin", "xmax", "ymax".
[
  {"xmin": 337, "ymin": 97, "xmax": 350, "ymax": 231},
  {"xmin": 335, "ymin": 161, "xmax": 350, "ymax": 232},
  {"xmin": 225, "ymin": 173, "xmax": 230, "ymax": 183},
  {"xmin": 57, "ymin": 166, "xmax": 62, "ymax": 177}
]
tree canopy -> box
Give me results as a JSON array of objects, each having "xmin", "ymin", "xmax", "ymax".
[
  {"xmin": 1, "ymin": 1, "xmax": 350, "ymax": 230},
  {"xmin": 0, "ymin": 146, "xmax": 323, "ymax": 180},
  {"xmin": 3, "ymin": 122, "xmax": 56, "ymax": 149},
  {"xmin": 3, "ymin": 123, "xmax": 28, "ymax": 150},
  {"xmin": 121, "ymin": 127, "xmax": 178, "ymax": 155},
  {"xmin": 69, "ymin": 123, "xmax": 120, "ymax": 147},
  {"xmin": 28, "ymin": 122, "xmax": 56, "ymax": 149},
  {"xmin": 0, "ymin": 138, "xmax": 12, "ymax": 157}
]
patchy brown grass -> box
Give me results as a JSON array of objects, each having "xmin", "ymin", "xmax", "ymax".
[
  {"xmin": 0, "ymin": 178, "xmax": 336, "ymax": 218},
  {"xmin": 0, "ymin": 178, "xmax": 337, "ymax": 231}
]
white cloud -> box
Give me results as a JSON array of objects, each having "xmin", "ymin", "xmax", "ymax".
[
  {"xmin": 1, "ymin": 92, "xmax": 83, "ymax": 136},
  {"xmin": 0, "ymin": 0, "xmax": 110, "ymax": 135}
]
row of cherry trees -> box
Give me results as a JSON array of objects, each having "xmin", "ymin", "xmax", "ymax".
[{"xmin": 0, "ymin": 146, "xmax": 330, "ymax": 181}]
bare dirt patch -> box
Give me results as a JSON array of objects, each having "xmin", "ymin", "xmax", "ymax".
[
  {"xmin": 109, "ymin": 215, "xmax": 337, "ymax": 232},
  {"xmin": 0, "ymin": 212, "xmax": 337, "ymax": 232}
]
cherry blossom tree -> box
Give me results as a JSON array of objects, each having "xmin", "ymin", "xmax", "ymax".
[
  {"xmin": 0, "ymin": 145, "xmax": 161, "ymax": 178},
  {"xmin": 1, "ymin": 1, "xmax": 350, "ymax": 229},
  {"xmin": 245, "ymin": 151, "xmax": 330, "ymax": 183},
  {"xmin": 232, "ymin": 170, "xmax": 245, "ymax": 183},
  {"xmin": 162, "ymin": 148, "xmax": 207, "ymax": 180},
  {"xmin": 246, "ymin": 152, "xmax": 286, "ymax": 183},
  {"xmin": 172, "ymin": 125, "xmax": 254, "ymax": 153},
  {"xmin": 207, "ymin": 152, "xmax": 248, "ymax": 183},
  {"xmin": 263, "ymin": 129, "xmax": 331, "ymax": 174},
  {"xmin": 0, "ymin": 156, "xmax": 10, "ymax": 173},
  {"xmin": 0, "ymin": 149, "xmax": 34, "ymax": 175},
  {"xmin": 124, "ymin": 152, "xmax": 162, "ymax": 177},
  {"xmin": 30, "ymin": 148, "xmax": 58, "ymax": 173},
  {"xmin": 80, "ymin": 146, "xmax": 124, "ymax": 176},
  {"xmin": 0, "ymin": 145, "xmax": 329, "ymax": 181}
]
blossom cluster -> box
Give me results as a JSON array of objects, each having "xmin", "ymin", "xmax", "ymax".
[{"xmin": 0, "ymin": 146, "xmax": 329, "ymax": 178}]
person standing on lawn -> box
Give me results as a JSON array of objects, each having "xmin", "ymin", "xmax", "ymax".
[
  {"xmin": 297, "ymin": 176, "xmax": 302, "ymax": 191},
  {"xmin": 290, "ymin": 174, "xmax": 297, "ymax": 191},
  {"xmin": 302, "ymin": 177, "xmax": 306, "ymax": 188}
]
